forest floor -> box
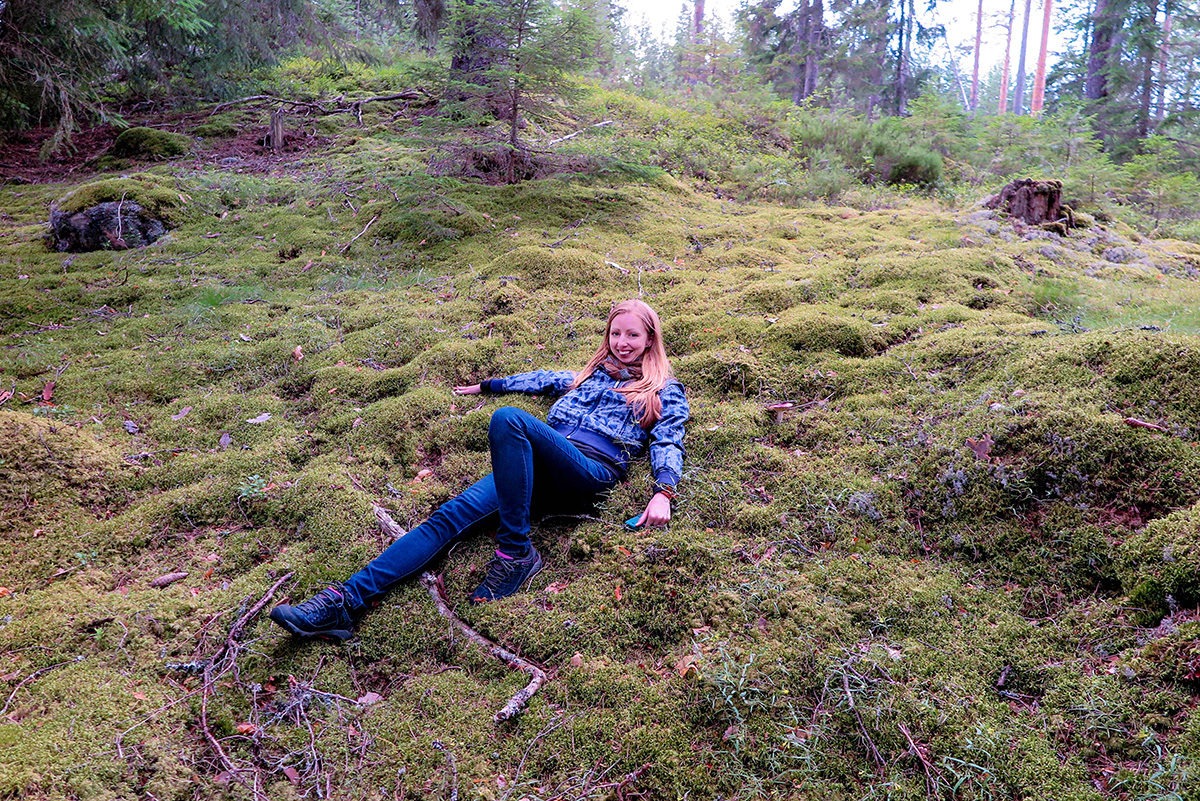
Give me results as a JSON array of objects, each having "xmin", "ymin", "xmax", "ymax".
[{"xmin": 2, "ymin": 88, "xmax": 1200, "ymax": 801}]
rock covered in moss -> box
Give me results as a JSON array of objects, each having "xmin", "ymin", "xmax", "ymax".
[
  {"xmin": 46, "ymin": 174, "xmax": 192, "ymax": 252},
  {"xmin": 110, "ymin": 126, "xmax": 192, "ymax": 160},
  {"xmin": 49, "ymin": 200, "xmax": 167, "ymax": 252}
]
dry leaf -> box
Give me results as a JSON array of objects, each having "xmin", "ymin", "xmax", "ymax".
[
  {"xmin": 614, "ymin": 584, "xmax": 623, "ymax": 602},
  {"xmin": 132, "ymin": 691, "xmax": 147, "ymax": 701},
  {"xmin": 414, "ymin": 468, "xmax": 433, "ymax": 481},
  {"xmin": 282, "ymin": 766, "xmax": 300, "ymax": 784},
  {"xmin": 150, "ymin": 572, "xmax": 188, "ymax": 588},
  {"xmin": 246, "ymin": 413, "xmax": 271, "ymax": 424},
  {"xmin": 0, "ymin": 586, "xmax": 11, "ymax": 597},
  {"xmin": 544, "ymin": 581, "xmax": 569, "ymax": 594},
  {"xmin": 171, "ymin": 406, "xmax": 192, "ymax": 421},
  {"xmin": 357, "ymin": 691, "xmax": 383, "ymax": 705},
  {"xmin": 569, "ymin": 653, "xmax": 584, "ymax": 668},
  {"xmin": 235, "ymin": 722, "xmax": 257, "ymax": 735},
  {"xmin": 41, "ymin": 381, "xmax": 55, "ymax": 403},
  {"xmin": 965, "ymin": 433, "xmax": 994, "ymax": 461},
  {"xmin": 675, "ymin": 654, "xmax": 699, "ymax": 679},
  {"xmin": 218, "ymin": 432, "xmax": 232, "ymax": 450}
]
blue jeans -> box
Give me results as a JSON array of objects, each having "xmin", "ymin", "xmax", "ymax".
[{"xmin": 341, "ymin": 407, "xmax": 619, "ymax": 610}]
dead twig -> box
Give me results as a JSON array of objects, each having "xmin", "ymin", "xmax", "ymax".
[
  {"xmin": 547, "ymin": 120, "xmax": 615, "ymax": 145},
  {"xmin": 372, "ymin": 504, "xmax": 548, "ymax": 721},
  {"xmin": 340, "ymin": 214, "xmax": 380, "ymax": 254},
  {"xmin": 898, "ymin": 721, "xmax": 942, "ymax": 798},
  {"xmin": 1125, "ymin": 416, "xmax": 1169, "ymax": 433},
  {"xmin": 420, "ymin": 572, "xmax": 548, "ymax": 722},
  {"xmin": 0, "ymin": 656, "xmax": 84, "ymax": 719},
  {"xmin": 195, "ymin": 572, "xmax": 292, "ymax": 799},
  {"xmin": 432, "ymin": 741, "xmax": 459, "ymax": 801}
]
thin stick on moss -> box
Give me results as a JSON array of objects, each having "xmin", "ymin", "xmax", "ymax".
[
  {"xmin": 372, "ymin": 504, "xmax": 548, "ymax": 722},
  {"xmin": 0, "ymin": 655, "xmax": 84, "ymax": 718},
  {"xmin": 419, "ymin": 571, "xmax": 548, "ymax": 722},
  {"xmin": 340, "ymin": 214, "xmax": 380, "ymax": 254},
  {"xmin": 198, "ymin": 572, "xmax": 294, "ymax": 799}
]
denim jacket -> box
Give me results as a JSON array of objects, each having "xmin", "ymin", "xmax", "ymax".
[{"xmin": 481, "ymin": 370, "xmax": 688, "ymax": 487}]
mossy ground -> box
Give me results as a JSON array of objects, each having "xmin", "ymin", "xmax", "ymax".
[{"xmin": 2, "ymin": 84, "xmax": 1200, "ymax": 801}]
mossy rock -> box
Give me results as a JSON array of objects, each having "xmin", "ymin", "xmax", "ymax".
[
  {"xmin": 109, "ymin": 126, "xmax": 192, "ymax": 160},
  {"xmin": 484, "ymin": 246, "xmax": 603, "ymax": 291},
  {"xmin": 1117, "ymin": 503, "xmax": 1200, "ymax": 625},
  {"xmin": 52, "ymin": 174, "xmax": 192, "ymax": 226},
  {"xmin": 768, "ymin": 304, "xmax": 886, "ymax": 357}
]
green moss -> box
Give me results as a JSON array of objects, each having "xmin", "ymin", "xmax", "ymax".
[
  {"xmin": 52, "ymin": 174, "xmax": 193, "ymax": 225},
  {"xmin": 484, "ymin": 245, "xmax": 605, "ymax": 291},
  {"xmin": 769, "ymin": 304, "xmax": 887, "ymax": 357},
  {"xmin": 109, "ymin": 126, "xmax": 192, "ymax": 160},
  {"xmin": 1118, "ymin": 502, "xmax": 1200, "ymax": 625}
]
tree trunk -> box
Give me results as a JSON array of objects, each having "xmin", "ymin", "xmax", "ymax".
[
  {"xmin": 999, "ymin": 0, "xmax": 1016, "ymax": 113},
  {"xmin": 1137, "ymin": 0, "xmax": 1160, "ymax": 136},
  {"xmin": 1031, "ymin": 0, "xmax": 1053, "ymax": 114},
  {"xmin": 895, "ymin": 0, "xmax": 914, "ymax": 114},
  {"xmin": 1156, "ymin": 4, "xmax": 1172, "ymax": 120},
  {"xmin": 971, "ymin": 0, "xmax": 983, "ymax": 111},
  {"xmin": 694, "ymin": 0, "xmax": 705, "ymax": 40},
  {"xmin": 804, "ymin": 0, "xmax": 823, "ymax": 98},
  {"xmin": 1085, "ymin": 0, "xmax": 1124, "ymax": 101},
  {"xmin": 1013, "ymin": 0, "xmax": 1033, "ymax": 113}
]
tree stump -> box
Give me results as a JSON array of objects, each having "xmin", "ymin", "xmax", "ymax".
[{"xmin": 984, "ymin": 178, "xmax": 1075, "ymax": 233}]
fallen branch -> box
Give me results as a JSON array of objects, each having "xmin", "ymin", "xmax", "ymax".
[
  {"xmin": 197, "ymin": 572, "xmax": 293, "ymax": 800},
  {"xmin": 548, "ymin": 120, "xmax": 615, "ymax": 145},
  {"xmin": 340, "ymin": 214, "xmax": 380, "ymax": 254},
  {"xmin": 373, "ymin": 504, "xmax": 548, "ymax": 721},
  {"xmin": 1125, "ymin": 417, "xmax": 1169, "ymax": 432},
  {"xmin": 420, "ymin": 571, "xmax": 548, "ymax": 722},
  {"xmin": 211, "ymin": 90, "xmax": 433, "ymax": 118},
  {"xmin": 898, "ymin": 722, "xmax": 942, "ymax": 798},
  {"xmin": 0, "ymin": 655, "xmax": 84, "ymax": 719}
]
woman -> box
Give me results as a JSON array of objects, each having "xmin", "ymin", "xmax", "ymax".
[{"xmin": 270, "ymin": 299, "xmax": 688, "ymax": 639}]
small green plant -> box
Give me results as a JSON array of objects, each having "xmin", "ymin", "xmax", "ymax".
[{"xmin": 237, "ymin": 474, "xmax": 268, "ymax": 501}]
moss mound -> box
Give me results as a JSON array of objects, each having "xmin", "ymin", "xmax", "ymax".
[
  {"xmin": 485, "ymin": 245, "xmax": 604, "ymax": 290},
  {"xmin": 109, "ymin": 126, "xmax": 192, "ymax": 160},
  {"xmin": 1118, "ymin": 503, "xmax": 1200, "ymax": 624},
  {"xmin": 52, "ymin": 173, "xmax": 192, "ymax": 225}
]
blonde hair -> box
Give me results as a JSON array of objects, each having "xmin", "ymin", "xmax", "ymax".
[{"xmin": 571, "ymin": 299, "xmax": 673, "ymax": 428}]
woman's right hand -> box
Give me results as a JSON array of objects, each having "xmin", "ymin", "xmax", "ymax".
[{"xmin": 453, "ymin": 384, "xmax": 482, "ymax": 395}]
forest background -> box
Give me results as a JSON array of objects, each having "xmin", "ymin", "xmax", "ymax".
[{"xmin": 4, "ymin": 1, "xmax": 1200, "ymax": 800}]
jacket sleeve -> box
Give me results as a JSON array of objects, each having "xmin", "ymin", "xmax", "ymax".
[
  {"xmin": 480, "ymin": 370, "xmax": 577, "ymax": 397},
  {"xmin": 648, "ymin": 381, "xmax": 689, "ymax": 487}
]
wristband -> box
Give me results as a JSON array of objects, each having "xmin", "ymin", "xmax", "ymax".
[{"xmin": 653, "ymin": 482, "xmax": 677, "ymax": 501}]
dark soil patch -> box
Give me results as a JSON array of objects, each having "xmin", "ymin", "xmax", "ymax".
[{"xmin": 0, "ymin": 115, "xmax": 335, "ymax": 185}]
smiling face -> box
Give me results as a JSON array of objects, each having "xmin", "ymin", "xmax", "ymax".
[{"xmin": 608, "ymin": 311, "xmax": 651, "ymax": 365}]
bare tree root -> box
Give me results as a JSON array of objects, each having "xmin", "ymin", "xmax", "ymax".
[{"xmin": 371, "ymin": 503, "xmax": 549, "ymax": 722}]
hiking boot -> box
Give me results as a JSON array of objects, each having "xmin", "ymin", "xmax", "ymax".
[
  {"xmin": 269, "ymin": 584, "xmax": 356, "ymax": 640},
  {"xmin": 470, "ymin": 546, "xmax": 544, "ymax": 604}
]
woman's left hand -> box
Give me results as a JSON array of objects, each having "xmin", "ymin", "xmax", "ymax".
[{"xmin": 636, "ymin": 492, "xmax": 672, "ymax": 529}]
